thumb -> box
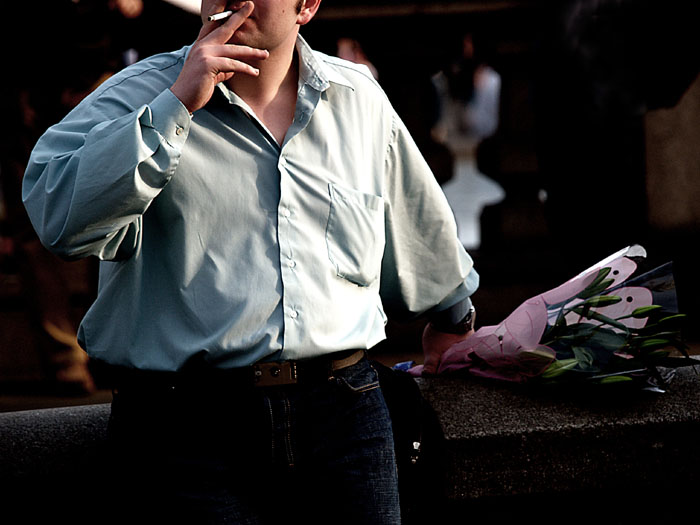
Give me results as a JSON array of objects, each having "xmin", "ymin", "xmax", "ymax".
[{"xmin": 421, "ymin": 352, "xmax": 438, "ymax": 375}]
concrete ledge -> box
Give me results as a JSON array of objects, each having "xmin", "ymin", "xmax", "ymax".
[
  {"xmin": 2, "ymin": 368, "xmax": 699, "ymax": 522},
  {"xmin": 418, "ymin": 365, "xmax": 700, "ymax": 521},
  {"xmin": 0, "ymin": 404, "xmax": 110, "ymax": 478},
  {"xmin": 0, "ymin": 404, "xmax": 111, "ymax": 523}
]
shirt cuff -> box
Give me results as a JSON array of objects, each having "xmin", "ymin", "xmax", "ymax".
[
  {"xmin": 431, "ymin": 267, "xmax": 479, "ymax": 313},
  {"xmin": 426, "ymin": 268, "xmax": 479, "ymax": 331},
  {"xmin": 148, "ymin": 89, "xmax": 192, "ymax": 149}
]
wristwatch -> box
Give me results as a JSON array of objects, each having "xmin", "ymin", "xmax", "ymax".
[{"xmin": 429, "ymin": 304, "xmax": 476, "ymax": 334}]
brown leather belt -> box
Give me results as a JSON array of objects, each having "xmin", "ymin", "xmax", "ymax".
[
  {"xmin": 109, "ymin": 350, "xmax": 366, "ymax": 393},
  {"xmin": 252, "ymin": 349, "xmax": 365, "ymax": 386}
]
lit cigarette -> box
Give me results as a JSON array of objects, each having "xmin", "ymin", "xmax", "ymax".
[{"xmin": 208, "ymin": 10, "xmax": 233, "ymax": 21}]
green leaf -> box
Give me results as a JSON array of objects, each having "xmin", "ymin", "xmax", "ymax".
[
  {"xmin": 581, "ymin": 295, "xmax": 622, "ymax": 308},
  {"xmin": 658, "ymin": 314, "xmax": 687, "ymax": 325},
  {"xmin": 668, "ymin": 339, "xmax": 691, "ymax": 357},
  {"xmin": 632, "ymin": 321, "xmax": 685, "ymax": 337},
  {"xmin": 575, "ymin": 268, "xmax": 613, "ymax": 299},
  {"xmin": 587, "ymin": 268, "xmax": 612, "ymax": 288},
  {"xmin": 572, "ymin": 345, "xmax": 595, "ymax": 367},
  {"xmin": 541, "ymin": 358, "xmax": 578, "ymax": 379},
  {"xmin": 517, "ymin": 348, "xmax": 556, "ymax": 373},
  {"xmin": 520, "ymin": 347, "xmax": 557, "ymax": 361},
  {"xmin": 616, "ymin": 305, "xmax": 664, "ymax": 321},
  {"xmin": 631, "ymin": 305, "xmax": 663, "ymax": 318},
  {"xmin": 571, "ymin": 306, "xmax": 630, "ymax": 331},
  {"xmin": 646, "ymin": 349, "xmax": 671, "ymax": 359},
  {"xmin": 577, "ymin": 278, "xmax": 616, "ymax": 299},
  {"xmin": 633, "ymin": 331, "xmax": 682, "ymax": 340},
  {"xmin": 637, "ymin": 338, "xmax": 672, "ymax": 351},
  {"xmin": 599, "ymin": 375, "xmax": 634, "ymax": 384},
  {"xmin": 544, "ymin": 323, "xmax": 629, "ymax": 354},
  {"xmin": 586, "ymin": 328, "xmax": 628, "ymax": 352},
  {"xmin": 554, "ymin": 322, "xmax": 598, "ymax": 338}
]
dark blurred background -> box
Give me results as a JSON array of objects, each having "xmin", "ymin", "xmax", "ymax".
[{"xmin": 1, "ymin": 0, "xmax": 699, "ymax": 407}]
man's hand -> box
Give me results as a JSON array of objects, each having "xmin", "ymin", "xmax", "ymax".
[
  {"xmin": 421, "ymin": 322, "xmax": 473, "ymax": 375},
  {"xmin": 170, "ymin": 1, "xmax": 269, "ymax": 113}
]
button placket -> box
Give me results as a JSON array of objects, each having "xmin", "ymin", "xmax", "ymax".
[{"xmin": 277, "ymin": 150, "xmax": 300, "ymax": 331}]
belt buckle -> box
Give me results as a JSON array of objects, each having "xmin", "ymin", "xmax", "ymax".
[{"xmin": 253, "ymin": 361, "xmax": 298, "ymax": 387}]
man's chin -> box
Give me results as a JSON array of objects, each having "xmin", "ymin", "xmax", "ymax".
[
  {"xmin": 229, "ymin": 30, "xmax": 256, "ymax": 47},
  {"xmin": 228, "ymin": 35, "xmax": 247, "ymax": 46}
]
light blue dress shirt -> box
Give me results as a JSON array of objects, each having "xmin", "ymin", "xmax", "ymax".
[{"xmin": 22, "ymin": 36, "xmax": 479, "ymax": 371}]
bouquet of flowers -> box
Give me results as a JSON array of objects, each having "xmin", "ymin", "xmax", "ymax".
[{"xmin": 407, "ymin": 245, "xmax": 698, "ymax": 391}]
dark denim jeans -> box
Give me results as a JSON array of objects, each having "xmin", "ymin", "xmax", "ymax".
[{"xmin": 106, "ymin": 357, "xmax": 401, "ymax": 524}]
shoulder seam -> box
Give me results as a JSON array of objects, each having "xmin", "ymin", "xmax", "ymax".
[
  {"xmin": 317, "ymin": 53, "xmax": 382, "ymax": 89},
  {"xmin": 93, "ymin": 49, "xmax": 187, "ymax": 98}
]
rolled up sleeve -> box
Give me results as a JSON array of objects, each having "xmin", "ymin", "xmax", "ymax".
[{"xmin": 380, "ymin": 112, "xmax": 479, "ymax": 319}]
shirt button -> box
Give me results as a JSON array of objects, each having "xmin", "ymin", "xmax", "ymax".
[
  {"xmin": 287, "ymin": 260, "xmax": 296, "ymax": 268},
  {"xmin": 281, "ymin": 207, "xmax": 291, "ymax": 218},
  {"xmin": 289, "ymin": 310, "xmax": 298, "ymax": 319},
  {"xmin": 175, "ymin": 125, "xmax": 184, "ymax": 136}
]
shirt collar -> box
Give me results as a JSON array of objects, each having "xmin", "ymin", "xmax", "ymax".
[
  {"xmin": 211, "ymin": 34, "xmax": 354, "ymax": 107},
  {"xmin": 296, "ymin": 35, "xmax": 354, "ymax": 92}
]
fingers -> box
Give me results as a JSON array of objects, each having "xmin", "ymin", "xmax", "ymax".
[
  {"xmin": 421, "ymin": 355, "xmax": 440, "ymax": 375},
  {"xmin": 421, "ymin": 322, "xmax": 470, "ymax": 376},
  {"xmin": 171, "ymin": 2, "xmax": 266, "ymax": 113},
  {"xmin": 203, "ymin": 44, "xmax": 269, "ymax": 78},
  {"xmin": 200, "ymin": 1, "xmax": 254, "ymax": 43},
  {"xmin": 218, "ymin": 44, "xmax": 269, "ymax": 62},
  {"xmin": 211, "ymin": 56, "xmax": 261, "ymax": 79},
  {"xmin": 186, "ymin": 42, "xmax": 268, "ymax": 78},
  {"xmin": 202, "ymin": 0, "xmax": 230, "ymax": 19},
  {"xmin": 171, "ymin": 44, "xmax": 265, "ymax": 113}
]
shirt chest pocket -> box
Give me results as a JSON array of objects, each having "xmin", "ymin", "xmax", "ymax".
[{"xmin": 326, "ymin": 183, "xmax": 385, "ymax": 287}]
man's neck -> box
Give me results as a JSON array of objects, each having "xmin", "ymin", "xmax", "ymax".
[{"xmin": 227, "ymin": 36, "xmax": 300, "ymax": 144}]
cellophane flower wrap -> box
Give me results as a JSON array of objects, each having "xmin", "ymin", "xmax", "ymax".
[{"xmin": 409, "ymin": 245, "xmax": 697, "ymax": 390}]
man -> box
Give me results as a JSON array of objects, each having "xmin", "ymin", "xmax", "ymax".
[{"xmin": 22, "ymin": 1, "xmax": 478, "ymax": 522}]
